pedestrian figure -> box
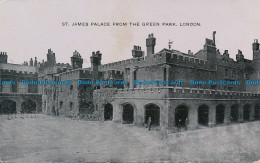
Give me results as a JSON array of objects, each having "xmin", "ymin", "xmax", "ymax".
[
  {"xmin": 147, "ymin": 117, "xmax": 152, "ymax": 131},
  {"xmin": 178, "ymin": 118, "xmax": 181, "ymax": 128},
  {"xmin": 7, "ymin": 112, "xmax": 11, "ymax": 120},
  {"xmin": 21, "ymin": 111, "xmax": 24, "ymax": 119},
  {"xmin": 185, "ymin": 118, "xmax": 189, "ymax": 130}
]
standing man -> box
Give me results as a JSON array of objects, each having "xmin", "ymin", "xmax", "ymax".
[
  {"xmin": 147, "ymin": 117, "xmax": 152, "ymax": 131},
  {"xmin": 185, "ymin": 118, "xmax": 189, "ymax": 130}
]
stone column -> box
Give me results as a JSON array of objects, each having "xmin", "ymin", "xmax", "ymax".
[
  {"xmin": 135, "ymin": 102, "xmax": 144, "ymax": 125},
  {"xmin": 168, "ymin": 102, "xmax": 175, "ymax": 128},
  {"xmin": 160, "ymin": 101, "xmax": 170, "ymax": 129},
  {"xmin": 224, "ymin": 104, "xmax": 231, "ymax": 124},
  {"xmin": 208, "ymin": 106, "xmax": 216, "ymax": 127},
  {"xmin": 163, "ymin": 65, "xmax": 171, "ymax": 87},
  {"xmin": 130, "ymin": 67, "xmax": 137, "ymax": 89},
  {"xmin": 111, "ymin": 101, "xmax": 121, "ymax": 123},
  {"xmin": 16, "ymin": 101, "xmax": 22, "ymax": 113},
  {"xmin": 188, "ymin": 105, "xmax": 198, "ymax": 129}
]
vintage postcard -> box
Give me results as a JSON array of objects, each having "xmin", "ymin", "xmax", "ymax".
[{"xmin": 0, "ymin": 0, "xmax": 260, "ymax": 162}]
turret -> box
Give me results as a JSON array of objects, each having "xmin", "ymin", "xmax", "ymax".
[
  {"xmin": 90, "ymin": 51, "xmax": 102, "ymax": 80},
  {"xmin": 0, "ymin": 52, "xmax": 8, "ymax": 63},
  {"xmin": 132, "ymin": 45, "xmax": 144, "ymax": 58},
  {"xmin": 71, "ymin": 50, "xmax": 83, "ymax": 69},
  {"xmin": 47, "ymin": 49, "xmax": 56, "ymax": 67},
  {"xmin": 146, "ymin": 33, "xmax": 156, "ymax": 56}
]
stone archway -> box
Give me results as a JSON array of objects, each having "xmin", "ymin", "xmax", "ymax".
[
  {"xmin": 104, "ymin": 103, "xmax": 113, "ymax": 121},
  {"xmin": 243, "ymin": 104, "xmax": 250, "ymax": 121},
  {"xmin": 22, "ymin": 100, "xmax": 36, "ymax": 113},
  {"xmin": 175, "ymin": 105, "xmax": 189, "ymax": 128},
  {"xmin": 216, "ymin": 104, "xmax": 225, "ymax": 124},
  {"xmin": 230, "ymin": 104, "xmax": 239, "ymax": 122},
  {"xmin": 0, "ymin": 99, "xmax": 16, "ymax": 114},
  {"xmin": 144, "ymin": 103, "xmax": 160, "ymax": 126},
  {"xmin": 122, "ymin": 103, "xmax": 134, "ymax": 124},
  {"xmin": 198, "ymin": 105, "xmax": 209, "ymax": 126}
]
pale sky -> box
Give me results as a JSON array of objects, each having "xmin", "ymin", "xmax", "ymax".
[{"xmin": 0, "ymin": 0, "xmax": 259, "ymax": 68}]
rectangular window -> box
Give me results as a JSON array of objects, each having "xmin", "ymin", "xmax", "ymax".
[
  {"xmin": 232, "ymin": 70, "xmax": 237, "ymax": 79},
  {"xmin": 70, "ymin": 102, "xmax": 73, "ymax": 110},
  {"xmin": 133, "ymin": 71, "xmax": 137, "ymax": 88},
  {"xmin": 225, "ymin": 69, "xmax": 228, "ymax": 77},
  {"xmin": 19, "ymin": 83, "xmax": 26, "ymax": 93},
  {"xmin": 60, "ymin": 101, "xmax": 63, "ymax": 108},
  {"xmin": 163, "ymin": 67, "xmax": 166, "ymax": 86},
  {"xmin": 2, "ymin": 84, "xmax": 10, "ymax": 93},
  {"xmin": 11, "ymin": 84, "xmax": 17, "ymax": 93}
]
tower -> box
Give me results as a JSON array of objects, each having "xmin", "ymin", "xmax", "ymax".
[
  {"xmin": 146, "ymin": 33, "xmax": 156, "ymax": 56},
  {"xmin": 47, "ymin": 49, "xmax": 56, "ymax": 67},
  {"xmin": 0, "ymin": 52, "xmax": 7, "ymax": 63},
  {"xmin": 71, "ymin": 50, "xmax": 83, "ymax": 69}
]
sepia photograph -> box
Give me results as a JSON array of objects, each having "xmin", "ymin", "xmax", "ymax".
[{"xmin": 0, "ymin": 0, "xmax": 260, "ymax": 162}]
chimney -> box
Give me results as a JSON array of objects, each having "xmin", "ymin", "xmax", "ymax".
[
  {"xmin": 253, "ymin": 39, "xmax": 259, "ymax": 52},
  {"xmin": 0, "ymin": 52, "xmax": 8, "ymax": 63},
  {"xmin": 90, "ymin": 51, "xmax": 102, "ymax": 80},
  {"xmin": 236, "ymin": 49, "xmax": 244, "ymax": 62},
  {"xmin": 34, "ymin": 57, "xmax": 37, "ymax": 66},
  {"xmin": 146, "ymin": 33, "xmax": 156, "ymax": 56},
  {"xmin": 132, "ymin": 45, "xmax": 144, "ymax": 58},
  {"xmin": 223, "ymin": 50, "xmax": 229, "ymax": 58},
  {"xmin": 71, "ymin": 50, "xmax": 83, "ymax": 69},
  {"xmin": 30, "ymin": 58, "xmax": 33, "ymax": 66}
]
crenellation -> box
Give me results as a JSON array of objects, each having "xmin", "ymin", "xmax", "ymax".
[{"xmin": 115, "ymin": 86, "xmax": 260, "ymax": 98}]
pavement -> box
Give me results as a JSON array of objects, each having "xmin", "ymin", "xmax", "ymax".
[{"xmin": 0, "ymin": 114, "xmax": 260, "ymax": 163}]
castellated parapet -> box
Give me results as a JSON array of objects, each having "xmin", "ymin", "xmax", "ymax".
[
  {"xmin": 0, "ymin": 69, "xmax": 38, "ymax": 78},
  {"xmin": 116, "ymin": 86, "xmax": 259, "ymax": 100},
  {"xmin": 59, "ymin": 68, "xmax": 93, "ymax": 81},
  {"xmin": 99, "ymin": 51, "xmax": 210, "ymax": 71}
]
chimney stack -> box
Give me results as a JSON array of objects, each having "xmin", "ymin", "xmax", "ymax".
[{"xmin": 146, "ymin": 33, "xmax": 156, "ymax": 56}]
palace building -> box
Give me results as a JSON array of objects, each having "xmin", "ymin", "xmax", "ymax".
[{"xmin": 1, "ymin": 32, "xmax": 260, "ymax": 130}]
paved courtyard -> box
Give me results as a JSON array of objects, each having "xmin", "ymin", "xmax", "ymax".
[{"xmin": 0, "ymin": 114, "xmax": 260, "ymax": 162}]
